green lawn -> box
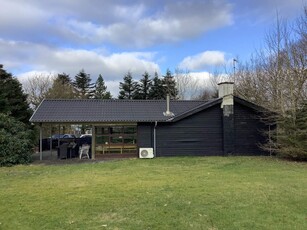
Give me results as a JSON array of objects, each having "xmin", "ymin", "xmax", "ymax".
[{"xmin": 0, "ymin": 157, "xmax": 306, "ymax": 230}]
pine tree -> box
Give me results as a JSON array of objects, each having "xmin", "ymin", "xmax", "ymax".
[
  {"xmin": 0, "ymin": 64, "xmax": 32, "ymax": 125},
  {"xmin": 137, "ymin": 72, "xmax": 152, "ymax": 100},
  {"xmin": 277, "ymin": 102, "xmax": 307, "ymax": 160},
  {"xmin": 46, "ymin": 73, "xmax": 76, "ymax": 99},
  {"xmin": 118, "ymin": 72, "xmax": 138, "ymax": 99},
  {"xmin": 162, "ymin": 69, "xmax": 178, "ymax": 99},
  {"xmin": 57, "ymin": 73, "xmax": 71, "ymax": 85},
  {"xmin": 148, "ymin": 72, "xmax": 165, "ymax": 99},
  {"xmin": 295, "ymin": 102, "xmax": 307, "ymax": 157},
  {"xmin": 94, "ymin": 74, "xmax": 112, "ymax": 99},
  {"xmin": 73, "ymin": 69, "xmax": 95, "ymax": 99}
]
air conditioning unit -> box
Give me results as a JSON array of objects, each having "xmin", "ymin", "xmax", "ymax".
[{"xmin": 139, "ymin": 148, "xmax": 154, "ymax": 159}]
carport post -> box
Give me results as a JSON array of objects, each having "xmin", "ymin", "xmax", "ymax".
[
  {"xmin": 58, "ymin": 124, "xmax": 60, "ymax": 147},
  {"xmin": 39, "ymin": 123, "xmax": 43, "ymax": 161},
  {"xmin": 91, "ymin": 125, "xmax": 95, "ymax": 160}
]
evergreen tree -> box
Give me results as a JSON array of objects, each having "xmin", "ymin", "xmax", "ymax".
[
  {"xmin": 73, "ymin": 69, "xmax": 95, "ymax": 99},
  {"xmin": 137, "ymin": 72, "xmax": 152, "ymax": 100},
  {"xmin": 162, "ymin": 69, "xmax": 178, "ymax": 99},
  {"xmin": 0, "ymin": 113, "xmax": 33, "ymax": 166},
  {"xmin": 149, "ymin": 72, "xmax": 165, "ymax": 99},
  {"xmin": 118, "ymin": 72, "xmax": 138, "ymax": 99},
  {"xmin": 57, "ymin": 73, "xmax": 71, "ymax": 85},
  {"xmin": 46, "ymin": 73, "xmax": 76, "ymax": 99},
  {"xmin": 295, "ymin": 102, "xmax": 307, "ymax": 157},
  {"xmin": 277, "ymin": 102, "xmax": 307, "ymax": 160},
  {"xmin": 0, "ymin": 65, "xmax": 32, "ymax": 125},
  {"xmin": 94, "ymin": 74, "xmax": 112, "ymax": 99}
]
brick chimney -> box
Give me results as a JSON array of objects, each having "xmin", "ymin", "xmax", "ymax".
[{"xmin": 218, "ymin": 82, "xmax": 234, "ymax": 155}]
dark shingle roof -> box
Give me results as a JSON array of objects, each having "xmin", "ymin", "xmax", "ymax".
[{"xmin": 30, "ymin": 99, "xmax": 219, "ymax": 123}]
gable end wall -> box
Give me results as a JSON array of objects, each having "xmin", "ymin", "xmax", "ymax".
[
  {"xmin": 155, "ymin": 105, "xmax": 223, "ymax": 156},
  {"xmin": 234, "ymin": 103, "xmax": 268, "ymax": 155}
]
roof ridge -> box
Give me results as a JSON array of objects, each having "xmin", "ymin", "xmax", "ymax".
[{"xmin": 43, "ymin": 98, "xmax": 209, "ymax": 102}]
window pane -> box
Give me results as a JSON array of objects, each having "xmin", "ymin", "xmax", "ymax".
[
  {"xmin": 110, "ymin": 136, "xmax": 123, "ymax": 144},
  {"xmin": 110, "ymin": 127, "xmax": 122, "ymax": 134},
  {"xmin": 96, "ymin": 135, "xmax": 109, "ymax": 144},
  {"xmin": 123, "ymin": 136, "xmax": 137, "ymax": 144},
  {"xmin": 96, "ymin": 127, "xmax": 109, "ymax": 135},
  {"xmin": 95, "ymin": 127, "xmax": 101, "ymax": 134},
  {"xmin": 123, "ymin": 126, "xmax": 136, "ymax": 134},
  {"xmin": 102, "ymin": 127, "xmax": 109, "ymax": 134}
]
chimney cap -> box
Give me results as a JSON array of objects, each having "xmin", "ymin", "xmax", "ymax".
[
  {"xmin": 218, "ymin": 81, "xmax": 234, "ymax": 99},
  {"xmin": 217, "ymin": 81, "xmax": 234, "ymax": 85}
]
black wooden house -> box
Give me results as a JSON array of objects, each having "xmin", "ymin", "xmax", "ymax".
[{"xmin": 30, "ymin": 82, "xmax": 270, "ymax": 160}]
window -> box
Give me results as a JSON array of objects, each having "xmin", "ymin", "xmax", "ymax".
[{"xmin": 95, "ymin": 125, "xmax": 137, "ymax": 154}]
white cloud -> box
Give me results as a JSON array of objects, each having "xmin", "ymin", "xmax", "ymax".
[
  {"xmin": 189, "ymin": 72, "xmax": 212, "ymax": 84},
  {"xmin": 1, "ymin": 0, "xmax": 303, "ymax": 49},
  {"xmin": 179, "ymin": 51, "xmax": 226, "ymax": 71},
  {"xmin": 74, "ymin": 0, "xmax": 233, "ymax": 48},
  {"xmin": 0, "ymin": 1, "xmax": 49, "ymax": 28},
  {"xmin": 0, "ymin": 0, "xmax": 233, "ymax": 48},
  {"xmin": 0, "ymin": 39, "xmax": 160, "ymax": 83},
  {"xmin": 104, "ymin": 80, "xmax": 121, "ymax": 98}
]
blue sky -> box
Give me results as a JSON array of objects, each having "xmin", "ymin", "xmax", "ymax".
[{"xmin": 0, "ymin": 0, "xmax": 305, "ymax": 95}]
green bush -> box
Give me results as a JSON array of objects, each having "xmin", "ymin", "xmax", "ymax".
[
  {"xmin": 0, "ymin": 113, "xmax": 33, "ymax": 166},
  {"xmin": 276, "ymin": 103, "xmax": 307, "ymax": 161}
]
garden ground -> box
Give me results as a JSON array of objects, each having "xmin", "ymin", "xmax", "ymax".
[{"xmin": 0, "ymin": 156, "xmax": 306, "ymax": 229}]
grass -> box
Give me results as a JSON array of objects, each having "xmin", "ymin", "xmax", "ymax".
[{"xmin": 0, "ymin": 157, "xmax": 306, "ymax": 230}]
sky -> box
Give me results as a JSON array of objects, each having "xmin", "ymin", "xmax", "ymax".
[{"xmin": 0, "ymin": 0, "xmax": 305, "ymax": 96}]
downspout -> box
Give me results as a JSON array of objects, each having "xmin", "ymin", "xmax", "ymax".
[
  {"xmin": 153, "ymin": 121, "xmax": 157, "ymax": 157},
  {"xmin": 50, "ymin": 125, "xmax": 53, "ymax": 156}
]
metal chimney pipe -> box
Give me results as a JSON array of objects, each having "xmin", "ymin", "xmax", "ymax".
[
  {"xmin": 166, "ymin": 94, "xmax": 170, "ymax": 114},
  {"xmin": 163, "ymin": 94, "xmax": 174, "ymax": 117}
]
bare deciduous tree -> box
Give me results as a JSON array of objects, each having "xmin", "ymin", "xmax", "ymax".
[
  {"xmin": 174, "ymin": 68, "xmax": 203, "ymax": 99},
  {"xmin": 235, "ymin": 8, "xmax": 307, "ymax": 159},
  {"xmin": 23, "ymin": 73, "xmax": 54, "ymax": 109}
]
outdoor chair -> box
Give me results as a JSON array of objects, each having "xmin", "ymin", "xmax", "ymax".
[
  {"xmin": 58, "ymin": 143, "xmax": 69, "ymax": 159},
  {"xmin": 68, "ymin": 142, "xmax": 78, "ymax": 158},
  {"xmin": 79, "ymin": 144, "xmax": 90, "ymax": 159}
]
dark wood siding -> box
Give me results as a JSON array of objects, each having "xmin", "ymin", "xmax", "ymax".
[
  {"xmin": 137, "ymin": 123, "xmax": 153, "ymax": 148},
  {"xmin": 137, "ymin": 102, "xmax": 269, "ymax": 157},
  {"xmin": 234, "ymin": 103, "xmax": 268, "ymax": 155},
  {"xmin": 156, "ymin": 105, "xmax": 223, "ymax": 156}
]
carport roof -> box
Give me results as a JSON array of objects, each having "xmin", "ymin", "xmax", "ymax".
[{"xmin": 30, "ymin": 98, "xmax": 221, "ymax": 123}]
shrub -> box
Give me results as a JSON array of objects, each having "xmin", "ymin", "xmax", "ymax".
[
  {"xmin": 0, "ymin": 113, "xmax": 33, "ymax": 166},
  {"xmin": 276, "ymin": 103, "xmax": 307, "ymax": 161}
]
